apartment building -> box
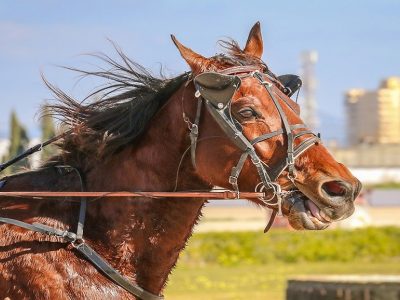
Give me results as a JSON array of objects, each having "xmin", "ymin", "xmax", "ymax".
[{"xmin": 345, "ymin": 77, "xmax": 400, "ymax": 145}]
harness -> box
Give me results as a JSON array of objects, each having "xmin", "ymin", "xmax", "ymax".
[
  {"xmin": 0, "ymin": 66, "xmax": 319, "ymax": 300},
  {"xmin": 0, "ymin": 165, "xmax": 163, "ymax": 300},
  {"xmin": 189, "ymin": 66, "xmax": 320, "ymax": 219}
]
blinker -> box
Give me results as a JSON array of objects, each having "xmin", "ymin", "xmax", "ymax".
[
  {"xmin": 277, "ymin": 74, "xmax": 302, "ymax": 97},
  {"xmin": 194, "ymin": 72, "xmax": 241, "ymax": 109}
]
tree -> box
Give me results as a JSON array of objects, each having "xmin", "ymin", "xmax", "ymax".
[{"xmin": 2, "ymin": 111, "xmax": 30, "ymax": 173}]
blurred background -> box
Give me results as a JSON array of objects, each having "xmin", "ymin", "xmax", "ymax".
[{"xmin": 1, "ymin": 1, "xmax": 399, "ymax": 299}]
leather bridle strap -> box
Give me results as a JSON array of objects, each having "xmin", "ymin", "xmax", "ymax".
[
  {"xmin": 219, "ymin": 66, "xmax": 286, "ymax": 91},
  {"xmin": 194, "ymin": 68, "xmax": 320, "ymax": 217},
  {"xmin": 0, "ymin": 165, "xmax": 163, "ymax": 300},
  {"xmin": 0, "ymin": 217, "xmax": 78, "ymax": 241},
  {"xmin": 269, "ymin": 135, "xmax": 320, "ymax": 180},
  {"xmin": 189, "ymin": 98, "xmax": 203, "ymax": 167},
  {"xmin": 0, "ymin": 131, "xmax": 71, "ymax": 173},
  {"xmin": 263, "ymin": 209, "xmax": 277, "ymax": 233},
  {"xmin": 218, "ymin": 65, "xmax": 261, "ymax": 76},
  {"xmin": 229, "ymin": 151, "xmax": 250, "ymax": 193},
  {"xmin": 229, "ymin": 125, "xmax": 312, "ymax": 193},
  {"xmin": 0, "ymin": 216, "xmax": 163, "ymax": 300},
  {"xmin": 75, "ymin": 243, "xmax": 163, "ymax": 300},
  {"xmin": 202, "ymin": 99, "xmax": 275, "ymax": 199},
  {"xmin": 251, "ymin": 124, "xmax": 307, "ymax": 145},
  {"xmin": 253, "ymin": 71, "xmax": 296, "ymax": 178}
]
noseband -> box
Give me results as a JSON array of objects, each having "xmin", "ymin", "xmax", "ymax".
[{"xmin": 189, "ymin": 66, "xmax": 320, "ymax": 215}]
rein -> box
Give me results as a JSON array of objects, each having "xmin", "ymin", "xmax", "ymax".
[{"xmin": 0, "ymin": 191, "xmax": 266, "ymax": 201}]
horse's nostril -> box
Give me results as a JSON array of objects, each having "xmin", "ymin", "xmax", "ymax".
[
  {"xmin": 354, "ymin": 179, "xmax": 362, "ymax": 198},
  {"xmin": 321, "ymin": 181, "xmax": 348, "ymax": 197}
]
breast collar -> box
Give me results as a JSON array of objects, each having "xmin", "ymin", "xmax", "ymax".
[{"xmin": 188, "ymin": 65, "xmax": 320, "ymax": 214}]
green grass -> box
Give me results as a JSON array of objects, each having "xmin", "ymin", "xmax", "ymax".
[
  {"xmin": 164, "ymin": 227, "xmax": 400, "ymax": 299},
  {"xmin": 166, "ymin": 261, "xmax": 400, "ymax": 300},
  {"xmin": 179, "ymin": 227, "xmax": 400, "ymax": 266}
]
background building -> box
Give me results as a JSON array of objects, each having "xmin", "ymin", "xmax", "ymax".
[
  {"xmin": 345, "ymin": 77, "xmax": 400, "ymax": 145},
  {"xmin": 300, "ymin": 51, "xmax": 319, "ymax": 131},
  {"xmin": 329, "ymin": 77, "xmax": 400, "ymax": 177}
]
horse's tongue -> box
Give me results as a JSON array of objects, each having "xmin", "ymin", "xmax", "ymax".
[{"xmin": 306, "ymin": 200, "xmax": 322, "ymax": 220}]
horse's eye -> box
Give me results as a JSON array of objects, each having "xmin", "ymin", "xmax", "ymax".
[{"xmin": 238, "ymin": 108, "xmax": 256, "ymax": 118}]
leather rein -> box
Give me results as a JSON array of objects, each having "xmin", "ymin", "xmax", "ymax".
[{"xmin": 0, "ymin": 66, "xmax": 320, "ymax": 300}]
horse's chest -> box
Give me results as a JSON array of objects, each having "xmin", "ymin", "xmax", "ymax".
[{"xmin": 0, "ymin": 231, "xmax": 134, "ymax": 299}]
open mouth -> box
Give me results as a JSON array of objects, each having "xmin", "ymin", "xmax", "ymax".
[{"xmin": 283, "ymin": 191, "xmax": 332, "ymax": 230}]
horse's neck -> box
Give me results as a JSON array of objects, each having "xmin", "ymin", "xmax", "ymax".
[
  {"xmin": 0, "ymin": 83, "xmax": 207, "ymax": 295},
  {"xmin": 83, "ymin": 84, "xmax": 209, "ymax": 294}
]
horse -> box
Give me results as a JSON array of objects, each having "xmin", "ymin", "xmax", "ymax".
[{"xmin": 0, "ymin": 22, "xmax": 361, "ymax": 299}]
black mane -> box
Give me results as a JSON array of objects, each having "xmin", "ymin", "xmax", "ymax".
[
  {"xmin": 44, "ymin": 46, "xmax": 189, "ymax": 161},
  {"xmin": 43, "ymin": 40, "xmax": 268, "ymax": 163}
]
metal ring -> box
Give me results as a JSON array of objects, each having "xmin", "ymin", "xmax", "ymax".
[
  {"xmin": 71, "ymin": 238, "xmax": 85, "ymax": 249},
  {"xmin": 229, "ymin": 176, "xmax": 238, "ymax": 185}
]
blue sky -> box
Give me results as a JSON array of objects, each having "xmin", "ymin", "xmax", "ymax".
[{"xmin": 0, "ymin": 0, "xmax": 399, "ymax": 143}]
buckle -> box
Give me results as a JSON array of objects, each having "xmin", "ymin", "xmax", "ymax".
[
  {"xmin": 251, "ymin": 156, "xmax": 261, "ymax": 165},
  {"xmin": 190, "ymin": 124, "xmax": 198, "ymax": 135},
  {"xmin": 286, "ymin": 155, "xmax": 294, "ymax": 166},
  {"xmin": 229, "ymin": 176, "xmax": 238, "ymax": 185}
]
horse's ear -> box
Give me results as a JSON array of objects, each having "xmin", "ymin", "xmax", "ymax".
[
  {"xmin": 171, "ymin": 35, "xmax": 207, "ymax": 73},
  {"xmin": 243, "ymin": 21, "xmax": 263, "ymax": 59}
]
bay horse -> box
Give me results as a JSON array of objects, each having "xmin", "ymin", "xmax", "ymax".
[{"xmin": 0, "ymin": 22, "xmax": 361, "ymax": 299}]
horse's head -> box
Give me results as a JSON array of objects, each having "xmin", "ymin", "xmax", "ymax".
[{"xmin": 172, "ymin": 22, "xmax": 361, "ymax": 230}]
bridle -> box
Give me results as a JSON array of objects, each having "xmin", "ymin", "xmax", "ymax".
[
  {"xmin": 187, "ymin": 65, "xmax": 320, "ymax": 218},
  {"xmin": 0, "ymin": 65, "xmax": 320, "ymax": 300}
]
